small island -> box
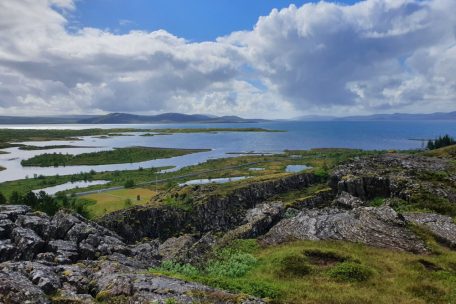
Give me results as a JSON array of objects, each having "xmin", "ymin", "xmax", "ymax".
[{"xmin": 20, "ymin": 146, "xmax": 210, "ymax": 167}]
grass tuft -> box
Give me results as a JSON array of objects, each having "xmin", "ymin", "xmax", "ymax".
[{"xmin": 328, "ymin": 262, "xmax": 374, "ymax": 282}]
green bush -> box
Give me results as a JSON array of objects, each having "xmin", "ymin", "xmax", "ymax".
[
  {"xmin": 276, "ymin": 254, "xmax": 312, "ymax": 277},
  {"xmin": 124, "ymin": 179, "xmax": 135, "ymax": 188},
  {"xmin": 328, "ymin": 262, "xmax": 374, "ymax": 282},
  {"xmin": 206, "ymin": 252, "xmax": 257, "ymax": 278},
  {"xmin": 159, "ymin": 260, "xmax": 199, "ymax": 277}
]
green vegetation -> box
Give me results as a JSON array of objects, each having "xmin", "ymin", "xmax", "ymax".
[
  {"xmin": 80, "ymin": 188, "xmax": 156, "ymax": 218},
  {"xmin": 152, "ymin": 239, "xmax": 456, "ymax": 303},
  {"xmin": 427, "ymin": 134, "xmax": 456, "ymax": 150},
  {"xmin": 21, "ymin": 146, "xmax": 210, "ymax": 167},
  {"xmin": 328, "ymin": 262, "xmax": 374, "ymax": 282},
  {"xmin": 124, "ymin": 179, "xmax": 135, "ymax": 188},
  {"xmin": 6, "ymin": 191, "xmax": 59, "ymax": 215},
  {"xmin": 18, "ymin": 145, "xmax": 89, "ymax": 150},
  {"xmin": 0, "ymin": 148, "xmax": 382, "ymax": 218}
]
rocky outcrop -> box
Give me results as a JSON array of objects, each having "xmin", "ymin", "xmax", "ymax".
[
  {"xmin": 404, "ymin": 212, "xmax": 456, "ymax": 248},
  {"xmin": 99, "ymin": 173, "xmax": 318, "ymax": 242},
  {"xmin": 220, "ymin": 202, "xmax": 284, "ymax": 244},
  {"xmin": 0, "ymin": 205, "xmax": 266, "ymax": 303},
  {"xmin": 0, "ymin": 259, "xmax": 265, "ymax": 304},
  {"xmin": 260, "ymin": 205, "xmax": 428, "ymax": 253},
  {"xmin": 333, "ymin": 191, "xmax": 365, "ymax": 209},
  {"xmin": 329, "ymin": 153, "xmax": 454, "ymax": 201}
]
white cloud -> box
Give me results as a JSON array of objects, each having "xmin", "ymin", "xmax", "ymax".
[
  {"xmin": 0, "ymin": 0, "xmax": 455, "ymax": 117},
  {"xmin": 223, "ymin": 0, "xmax": 456, "ymax": 115}
]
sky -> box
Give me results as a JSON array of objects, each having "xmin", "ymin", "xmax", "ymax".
[{"xmin": 0, "ymin": 0, "xmax": 455, "ymax": 118}]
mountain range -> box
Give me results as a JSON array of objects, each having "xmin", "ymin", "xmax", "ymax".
[
  {"xmin": 0, "ymin": 111, "xmax": 456, "ymax": 124},
  {"xmin": 295, "ymin": 111, "xmax": 456, "ymax": 121},
  {"xmin": 0, "ymin": 113, "xmax": 267, "ymax": 124}
]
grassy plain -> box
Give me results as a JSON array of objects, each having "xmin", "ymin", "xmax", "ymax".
[{"xmin": 81, "ymin": 188, "xmax": 157, "ymax": 218}]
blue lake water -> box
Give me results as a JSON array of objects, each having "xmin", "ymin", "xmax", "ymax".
[{"xmin": 0, "ymin": 120, "xmax": 455, "ymax": 183}]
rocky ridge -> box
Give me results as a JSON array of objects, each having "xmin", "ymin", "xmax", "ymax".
[{"xmin": 0, "ymin": 205, "xmax": 264, "ymax": 304}]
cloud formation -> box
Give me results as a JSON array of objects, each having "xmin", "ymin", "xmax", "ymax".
[{"xmin": 0, "ymin": 0, "xmax": 455, "ymax": 117}]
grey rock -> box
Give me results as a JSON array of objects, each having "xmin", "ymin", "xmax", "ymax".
[
  {"xmin": 0, "ymin": 239, "xmax": 15, "ymax": 262},
  {"xmin": 261, "ymin": 206, "xmax": 427, "ymax": 253},
  {"xmin": 0, "ymin": 205, "xmax": 31, "ymax": 221},
  {"xmin": 0, "ymin": 262, "xmax": 61, "ymax": 294},
  {"xmin": 11, "ymin": 227, "xmax": 45, "ymax": 260},
  {"xmin": 158, "ymin": 234, "xmax": 197, "ymax": 261},
  {"xmin": 0, "ymin": 270, "xmax": 49, "ymax": 304},
  {"xmin": 221, "ymin": 202, "xmax": 284, "ymax": 242},
  {"xmin": 131, "ymin": 240, "xmax": 160, "ymax": 266},
  {"xmin": 48, "ymin": 240, "xmax": 79, "ymax": 263},
  {"xmin": 404, "ymin": 212, "xmax": 456, "ymax": 248},
  {"xmin": 333, "ymin": 191, "xmax": 365, "ymax": 209},
  {"xmin": 0, "ymin": 218, "xmax": 13, "ymax": 238},
  {"xmin": 15, "ymin": 213, "xmax": 55, "ymax": 240}
]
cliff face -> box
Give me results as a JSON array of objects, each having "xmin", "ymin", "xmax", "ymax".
[
  {"xmin": 329, "ymin": 153, "xmax": 456, "ymax": 203},
  {"xmin": 98, "ymin": 173, "xmax": 318, "ymax": 242}
]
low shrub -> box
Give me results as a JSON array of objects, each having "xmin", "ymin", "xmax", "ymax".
[
  {"xmin": 276, "ymin": 254, "xmax": 312, "ymax": 277},
  {"xmin": 206, "ymin": 252, "xmax": 257, "ymax": 278},
  {"xmin": 328, "ymin": 262, "xmax": 374, "ymax": 282},
  {"xmin": 159, "ymin": 260, "xmax": 199, "ymax": 277}
]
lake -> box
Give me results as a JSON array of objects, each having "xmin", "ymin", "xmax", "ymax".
[{"xmin": 0, "ymin": 120, "xmax": 455, "ymax": 183}]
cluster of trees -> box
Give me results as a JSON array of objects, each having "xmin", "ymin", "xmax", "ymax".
[
  {"xmin": 427, "ymin": 135, "xmax": 456, "ymax": 150},
  {"xmin": 0, "ymin": 190, "xmax": 92, "ymax": 216},
  {"xmin": 1, "ymin": 191, "xmax": 59, "ymax": 215}
]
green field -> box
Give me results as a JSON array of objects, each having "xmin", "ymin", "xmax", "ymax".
[
  {"xmin": 81, "ymin": 188, "xmax": 157, "ymax": 218},
  {"xmin": 21, "ymin": 146, "xmax": 210, "ymax": 167}
]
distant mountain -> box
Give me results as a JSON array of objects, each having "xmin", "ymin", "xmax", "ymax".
[
  {"xmin": 339, "ymin": 111, "xmax": 456, "ymax": 121},
  {"xmin": 0, "ymin": 115, "xmax": 98, "ymax": 124},
  {"xmin": 294, "ymin": 111, "xmax": 456, "ymax": 121},
  {"xmin": 78, "ymin": 113, "xmax": 268, "ymax": 124},
  {"xmin": 0, "ymin": 113, "xmax": 267, "ymax": 124}
]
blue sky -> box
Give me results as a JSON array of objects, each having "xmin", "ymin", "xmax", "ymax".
[{"xmin": 72, "ymin": 0, "xmax": 359, "ymax": 41}]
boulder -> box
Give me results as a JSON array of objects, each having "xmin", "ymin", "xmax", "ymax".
[
  {"xmin": 0, "ymin": 205, "xmax": 31, "ymax": 221},
  {"xmin": 261, "ymin": 206, "xmax": 427, "ymax": 253},
  {"xmin": 333, "ymin": 191, "xmax": 365, "ymax": 209},
  {"xmin": 0, "ymin": 270, "xmax": 49, "ymax": 304},
  {"xmin": 404, "ymin": 212, "xmax": 456, "ymax": 248},
  {"xmin": 11, "ymin": 227, "xmax": 45, "ymax": 260},
  {"xmin": 15, "ymin": 213, "xmax": 55, "ymax": 240}
]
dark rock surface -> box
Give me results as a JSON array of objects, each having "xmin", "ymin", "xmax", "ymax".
[
  {"xmin": 99, "ymin": 173, "xmax": 317, "ymax": 242},
  {"xmin": 329, "ymin": 153, "xmax": 455, "ymax": 201},
  {"xmin": 0, "ymin": 206, "xmax": 266, "ymax": 303},
  {"xmin": 260, "ymin": 205, "xmax": 428, "ymax": 253}
]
